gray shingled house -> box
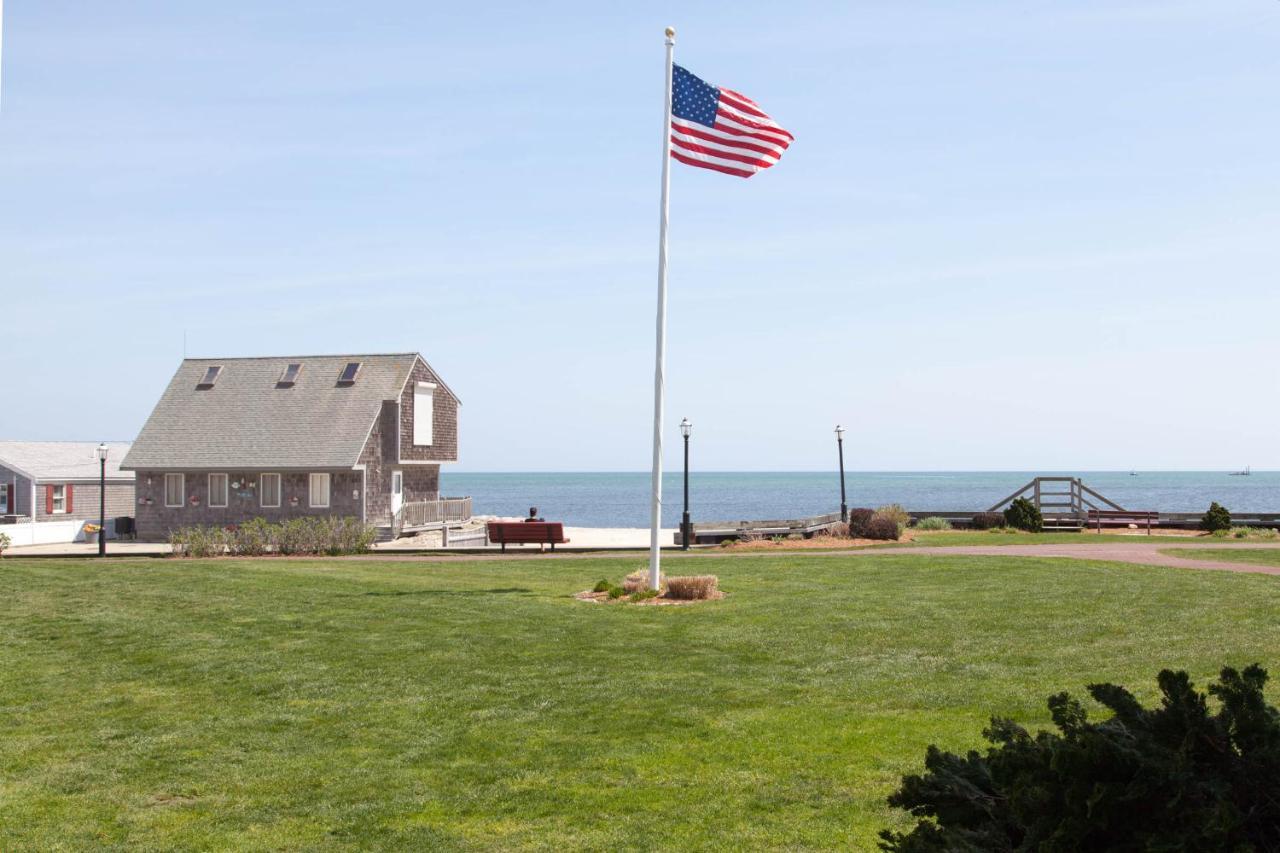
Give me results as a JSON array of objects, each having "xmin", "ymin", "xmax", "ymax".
[
  {"xmin": 121, "ymin": 353, "xmax": 464, "ymax": 542},
  {"xmin": 0, "ymin": 441, "xmax": 135, "ymax": 539}
]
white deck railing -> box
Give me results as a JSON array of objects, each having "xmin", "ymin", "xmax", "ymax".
[{"xmin": 392, "ymin": 497, "xmax": 472, "ymax": 536}]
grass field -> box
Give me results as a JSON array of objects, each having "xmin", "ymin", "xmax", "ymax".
[
  {"xmin": 900, "ymin": 530, "xmax": 1207, "ymax": 547},
  {"xmin": 4, "ymin": 552, "xmax": 1280, "ymax": 850},
  {"xmin": 1161, "ymin": 547, "xmax": 1280, "ymax": 567}
]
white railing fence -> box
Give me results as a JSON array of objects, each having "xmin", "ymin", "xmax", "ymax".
[{"xmin": 392, "ymin": 496, "xmax": 472, "ymax": 537}]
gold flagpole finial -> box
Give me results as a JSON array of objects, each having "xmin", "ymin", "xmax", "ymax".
[{"xmin": 665, "ymin": 26, "xmax": 675, "ymax": 39}]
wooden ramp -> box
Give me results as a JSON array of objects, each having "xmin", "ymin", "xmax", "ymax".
[{"xmin": 986, "ymin": 477, "xmax": 1126, "ymax": 530}]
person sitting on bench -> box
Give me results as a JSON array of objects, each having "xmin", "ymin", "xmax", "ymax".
[{"xmin": 523, "ymin": 506, "xmax": 544, "ymax": 522}]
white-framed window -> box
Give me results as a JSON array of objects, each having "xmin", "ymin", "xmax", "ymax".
[
  {"xmin": 413, "ymin": 382, "xmax": 436, "ymax": 446},
  {"xmin": 165, "ymin": 473, "xmax": 185, "ymax": 508},
  {"xmin": 309, "ymin": 473, "xmax": 331, "ymax": 508},
  {"xmin": 0, "ymin": 485, "xmax": 8, "ymax": 515},
  {"xmin": 260, "ymin": 473, "xmax": 281, "ymax": 508},
  {"xmin": 51, "ymin": 484, "xmax": 67, "ymax": 514},
  {"xmin": 208, "ymin": 473, "xmax": 229, "ymax": 508}
]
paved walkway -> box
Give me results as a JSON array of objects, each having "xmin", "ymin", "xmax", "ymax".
[
  {"xmin": 855, "ymin": 541, "xmax": 1280, "ymax": 575},
  {"xmin": 6, "ymin": 538, "xmax": 1279, "ymax": 576}
]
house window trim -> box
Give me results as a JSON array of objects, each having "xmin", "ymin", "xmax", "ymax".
[
  {"xmin": 164, "ymin": 473, "xmax": 185, "ymax": 508},
  {"xmin": 260, "ymin": 473, "xmax": 281, "ymax": 508},
  {"xmin": 309, "ymin": 473, "xmax": 331, "ymax": 509},
  {"xmin": 413, "ymin": 381, "xmax": 437, "ymax": 447},
  {"xmin": 0, "ymin": 485, "xmax": 8, "ymax": 515},
  {"xmin": 208, "ymin": 473, "xmax": 229, "ymax": 508},
  {"xmin": 51, "ymin": 484, "xmax": 67, "ymax": 514}
]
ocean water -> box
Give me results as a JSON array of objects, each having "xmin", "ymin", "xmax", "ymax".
[{"xmin": 440, "ymin": 471, "xmax": 1279, "ymax": 528}]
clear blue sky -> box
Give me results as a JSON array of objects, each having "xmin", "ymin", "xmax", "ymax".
[{"xmin": 2, "ymin": 2, "xmax": 1278, "ymax": 471}]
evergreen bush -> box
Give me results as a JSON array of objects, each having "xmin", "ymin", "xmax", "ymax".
[
  {"xmin": 880, "ymin": 665, "xmax": 1280, "ymax": 852},
  {"xmin": 1003, "ymin": 497, "xmax": 1043, "ymax": 532},
  {"xmin": 1201, "ymin": 501, "xmax": 1232, "ymax": 532}
]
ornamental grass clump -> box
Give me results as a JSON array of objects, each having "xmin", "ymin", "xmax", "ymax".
[
  {"xmin": 664, "ymin": 575, "xmax": 719, "ymax": 600},
  {"xmin": 0, "ymin": 531, "xmax": 10, "ymax": 558},
  {"xmin": 622, "ymin": 571, "xmax": 648, "ymax": 593},
  {"xmin": 914, "ymin": 516, "xmax": 952, "ymax": 531}
]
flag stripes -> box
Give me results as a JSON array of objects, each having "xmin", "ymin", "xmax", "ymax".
[{"xmin": 670, "ymin": 64, "xmax": 792, "ymax": 179}]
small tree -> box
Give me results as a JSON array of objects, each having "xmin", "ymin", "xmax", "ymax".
[
  {"xmin": 1003, "ymin": 497, "xmax": 1042, "ymax": 532},
  {"xmin": 1202, "ymin": 501, "xmax": 1232, "ymax": 532},
  {"xmin": 880, "ymin": 665, "xmax": 1280, "ymax": 852}
]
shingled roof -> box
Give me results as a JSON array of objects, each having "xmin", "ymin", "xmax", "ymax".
[
  {"xmin": 121, "ymin": 353, "xmax": 452, "ymax": 470},
  {"xmin": 0, "ymin": 441, "xmax": 134, "ymax": 482}
]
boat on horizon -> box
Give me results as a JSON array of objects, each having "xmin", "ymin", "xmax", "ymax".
[{"xmin": 1230, "ymin": 465, "xmax": 1252, "ymax": 476}]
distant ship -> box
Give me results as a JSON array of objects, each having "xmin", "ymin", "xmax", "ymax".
[
  {"xmin": 1129, "ymin": 471, "xmax": 1139, "ymax": 477},
  {"xmin": 1230, "ymin": 465, "xmax": 1252, "ymax": 476}
]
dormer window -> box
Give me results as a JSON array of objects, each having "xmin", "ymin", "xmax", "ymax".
[
  {"xmin": 277, "ymin": 363, "xmax": 302, "ymax": 387},
  {"xmin": 337, "ymin": 362, "xmax": 362, "ymax": 385},
  {"xmin": 197, "ymin": 365, "xmax": 222, "ymax": 388}
]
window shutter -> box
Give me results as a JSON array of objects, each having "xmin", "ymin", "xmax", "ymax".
[
  {"xmin": 66, "ymin": 485, "xmax": 74, "ymax": 514},
  {"xmin": 45, "ymin": 485, "xmax": 53, "ymax": 514}
]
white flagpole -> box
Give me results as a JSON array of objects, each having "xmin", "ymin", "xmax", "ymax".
[{"xmin": 647, "ymin": 26, "xmax": 676, "ymax": 591}]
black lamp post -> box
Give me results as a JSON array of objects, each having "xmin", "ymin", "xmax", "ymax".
[
  {"xmin": 96, "ymin": 442, "xmax": 108, "ymax": 557},
  {"xmin": 835, "ymin": 425, "xmax": 847, "ymax": 523},
  {"xmin": 680, "ymin": 417, "xmax": 692, "ymax": 550}
]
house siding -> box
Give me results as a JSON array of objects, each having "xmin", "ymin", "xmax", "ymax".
[
  {"xmin": 133, "ymin": 469, "xmax": 363, "ymax": 541},
  {"xmin": 359, "ymin": 401, "xmax": 441, "ymax": 528},
  {"xmin": 398, "ymin": 358, "xmax": 459, "ymax": 463},
  {"xmin": 0, "ymin": 463, "xmax": 134, "ymax": 523}
]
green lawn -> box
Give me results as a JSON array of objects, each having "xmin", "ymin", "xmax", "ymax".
[
  {"xmin": 1161, "ymin": 547, "xmax": 1280, "ymax": 567},
  {"xmin": 3, "ymin": 553, "xmax": 1280, "ymax": 850}
]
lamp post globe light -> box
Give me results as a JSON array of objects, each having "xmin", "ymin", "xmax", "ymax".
[
  {"xmin": 679, "ymin": 418, "xmax": 692, "ymax": 550},
  {"xmin": 834, "ymin": 425, "xmax": 847, "ymax": 523},
  {"xmin": 96, "ymin": 442, "xmax": 108, "ymax": 557}
]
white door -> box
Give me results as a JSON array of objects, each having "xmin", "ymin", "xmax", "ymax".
[{"xmin": 390, "ymin": 471, "xmax": 403, "ymax": 516}]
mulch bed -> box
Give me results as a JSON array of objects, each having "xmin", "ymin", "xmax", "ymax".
[{"xmin": 573, "ymin": 589, "xmax": 725, "ymax": 606}]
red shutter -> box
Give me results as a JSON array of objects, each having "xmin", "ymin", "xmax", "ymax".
[
  {"xmin": 66, "ymin": 484, "xmax": 74, "ymax": 514},
  {"xmin": 45, "ymin": 485, "xmax": 54, "ymax": 514}
]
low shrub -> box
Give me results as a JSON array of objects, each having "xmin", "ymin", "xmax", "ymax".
[
  {"xmin": 848, "ymin": 508, "xmax": 875, "ymax": 538},
  {"xmin": 665, "ymin": 575, "xmax": 719, "ymax": 600},
  {"xmin": 1004, "ymin": 497, "xmax": 1043, "ymax": 532},
  {"xmin": 169, "ymin": 517, "xmax": 375, "ymax": 558},
  {"xmin": 881, "ymin": 664, "xmax": 1280, "ymax": 852},
  {"xmin": 970, "ymin": 512, "xmax": 1005, "ymax": 530},
  {"xmin": 914, "ymin": 516, "xmax": 953, "ymax": 531},
  {"xmin": 592, "ymin": 579, "xmax": 611, "ymax": 593},
  {"xmin": 1222, "ymin": 526, "xmax": 1278, "ymax": 540},
  {"xmin": 1202, "ymin": 501, "xmax": 1232, "ymax": 532},
  {"xmin": 169, "ymin": 525, "xmax": 229, "ymax": 558},
  {"xmin": 629, "ymin": 587, "xmax": 659, "ymax": 602},
  {"xmin": 607, "ymin": 585, "xmax": 625, "ymax": 600},
  {"xmin": 864, "ymin": 516, "xmax": 901, "ymax": 541},
  {"xmin": 0, "ymin": 531, "xmax": 10, "ymax": 557},
  {"xmin": 232, "ymin": 518, "xmax": 273, "ymax": 556}
]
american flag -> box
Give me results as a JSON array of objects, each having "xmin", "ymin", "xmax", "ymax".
[{"xmin": 669, "ymin": 64, "xmax": 793, "ymax": 178}]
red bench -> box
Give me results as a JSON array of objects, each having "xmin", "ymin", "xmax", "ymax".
[
  {"xmin": 1086, "ymin": 510, "xmax": 1158, "ymax": 535},
  {"xmin": 487, "ymin": 521, "xmax": 570, "ymax": 552}
]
